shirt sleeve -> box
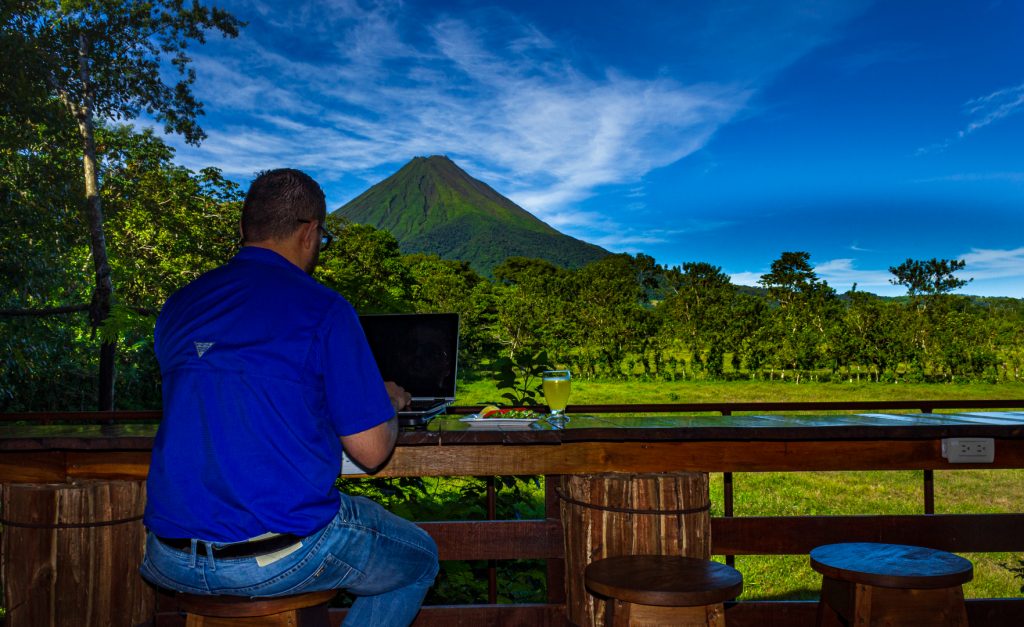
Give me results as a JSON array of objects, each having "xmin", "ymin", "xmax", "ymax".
[{"xmin": 320, "ymin": 300, "xmax": 396, "ymax": 436}]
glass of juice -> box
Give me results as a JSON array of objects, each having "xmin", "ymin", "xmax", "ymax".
[{"xmin": 542, "ymin": 370, "xmax": 571, "ymax": 427}]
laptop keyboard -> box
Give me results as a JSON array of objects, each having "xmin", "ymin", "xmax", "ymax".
[{"xmin": 407, "ymin": 399, "xmax": 444, "ymax": 412}]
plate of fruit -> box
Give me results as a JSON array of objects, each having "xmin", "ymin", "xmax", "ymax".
[{"xmin": 459, "ymin": 406, "xmax": 541, "ymax": 429}]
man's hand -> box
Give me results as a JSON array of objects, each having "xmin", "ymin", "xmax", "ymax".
[{"xmin": 385, "ymin": 381, "xmax": 411, "ymax": 412}]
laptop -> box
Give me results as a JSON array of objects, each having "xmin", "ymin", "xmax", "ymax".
[{"xmin": 358, "ymin": 313, "xmax": 460, "ymax": 427}]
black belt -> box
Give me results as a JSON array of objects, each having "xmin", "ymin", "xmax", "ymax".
[{"xmin": 156, "ymin": 533, "xmax": 302, "ymax": 559}]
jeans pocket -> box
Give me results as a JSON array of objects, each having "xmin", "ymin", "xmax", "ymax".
[
  {"xmin": 139, "ymin": 558, "xmax": 209, "ymax": 595},
  {"xmin": 275, "ymin": 553, "xmax": 355, "ymax": 596},
  {"xmin": 229, "ymin": 553, "xmax": 358, "ymax": 597}
]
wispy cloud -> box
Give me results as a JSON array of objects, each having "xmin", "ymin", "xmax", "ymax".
[
  {"xmin": 958, "ymin": 246, "xmax": 1024, "ymax": 280},
  {"xmin": 173, "ymin": 4, "xmax": 752, "ymax": 202},
  {"xmin": 918, "ymin": 81, "xmax": 1024, "ymax": 155},
  {"xmin": 156, "ymin": 0, "xmax": 873, "ymax": 247},
  {"xmin": 912, "ymin": 172, "xmax": 1024, "ymax": 184},
  {"xmin": 961, "ymin": 82, "xmax": 1024, "ymax": 137}
]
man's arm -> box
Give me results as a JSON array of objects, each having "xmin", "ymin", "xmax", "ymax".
[
  {"xmin": 340, "ymin": 418, "xmax": 398, "ymax": 470},
  {"xmin": 339, "ymin": 381, "xmax": 410, "ymax": 471}
]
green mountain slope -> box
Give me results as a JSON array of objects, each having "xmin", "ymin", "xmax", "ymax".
[{"xmin": 335, "ymin": 155, "xmax": 608, "ymax": 275}]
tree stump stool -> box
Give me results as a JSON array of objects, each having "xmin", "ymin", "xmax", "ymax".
[
  {"xmin": 560, "ymin": 472, "xmax": 712, "ymax": 625},
  {"xmin": 810, "ymin": 542, "xmax": 973, "ymax": 627},
  {"xmin": 176, "ymin": 590, "xmax": 335, "ymax": 627},
  {"xmin": 585, "ymin": 555, "xmax": 742, "ymax": 627}
]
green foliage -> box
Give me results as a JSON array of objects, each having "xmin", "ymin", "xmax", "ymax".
[
  {"xmin": 490, "ymin": 350, "xmax": 552, "ymax": 406},
  {"xmin": 337, "ymin": 475, "xmax": 548, "ymax": 604},
  {"xmin": 889, "ymin": 257, "xmax": 972, "ymax": 298},
  {"xmin": 0, "ymin": 120, "xmax": 242, "ymax": 410},
  {"xmin": 316, "ymin": 219, "xmax": 415, "ymax": 313},
  {"xmin": 5, "ymin": 0, "xmax": 242, "ymax": 145}
]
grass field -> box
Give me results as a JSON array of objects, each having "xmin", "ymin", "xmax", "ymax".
[{"xmin": 453, "ymin": 379, "xmax": 1024, "ymax": 600}]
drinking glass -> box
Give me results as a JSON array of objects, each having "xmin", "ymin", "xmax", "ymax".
[{"xmin": 542, "ymin": 370, "xmax": 571, "ymax": 427}]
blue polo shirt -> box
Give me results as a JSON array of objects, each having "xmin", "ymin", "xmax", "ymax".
[{"xmin": 144, "ymin": 247, "xmax": 395, "ymax": 541}]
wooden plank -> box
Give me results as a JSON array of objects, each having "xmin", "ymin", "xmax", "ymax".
[
  {"xmin": 422, "ymin": 513, "xmax": 1024, "ymax": 563},
  {"xmin": 712, "ymin": 514, "xmax": 1024, "ymax": 554},
  {"xmin": 0, "ymin": 410, "xmax": 161, "ymax": 423},
  {"xmin": 66, "ymin": 451, "xmax": 151, "ymax": 480},
  {"xmin": 419, "ymin": 520, "xmax": 563, "ymax": 561},
  {"xmin": 378, "ymin": 439, "xmax": 1024, "ymax": 476},
  {"xmin": 0, "ymin": 451, "xmax": 67, "ymax": 482},
  {"xmin": 3, "ymin": 437, "xmax": 1023, "ymax": 481}
]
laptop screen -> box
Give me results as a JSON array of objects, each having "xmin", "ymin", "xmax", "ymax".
[{"xmin": 358, "ymin": 313, "xmax": 459, "ymax": 400}]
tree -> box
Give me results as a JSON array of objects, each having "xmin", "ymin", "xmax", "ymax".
[
  {"xmin": 316, "ymin": 220, "xmax": 414, "ymax": 313},
  {"xmin": 403, "ymin": 253, "xmax": 496, "ymax": 367},
  {"xmin": 3, "ymin": 0, "xmax": 241, "ymax": 408},
  {"xmin": 889, "ymin": 258, "xmax": 972, "ymax": 299},
  {"xmin": 1, "ymin": 122, "xmax": 242, "ymax": 411},
  {"xmin": 493, "ymin": 256, "xmax": 560, "ymax": 285},
  {"xmin": 659, "ymin": 262, "xmax": 735, "ymax": 377},
  {"xmin": 758, "ymin": 252, "xmax": 838, "ymax": 377},
  {"xmin": 567, "ymin": 254, "xmax": 653, "ymax": 378}
]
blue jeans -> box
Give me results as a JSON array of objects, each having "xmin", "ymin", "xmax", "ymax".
[{"xmin": 140, "ymin": 493, "xmax": 438, "ymax": 627}]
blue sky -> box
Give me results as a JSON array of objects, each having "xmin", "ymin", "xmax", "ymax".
[{"xmin": 157, "ymin": 0, "xmax": 1024, "ymax": 297}]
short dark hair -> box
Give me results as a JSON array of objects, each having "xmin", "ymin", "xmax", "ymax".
[{"xmin": 241, "ymin": 169, "xmax": 327, "ymax": 243}]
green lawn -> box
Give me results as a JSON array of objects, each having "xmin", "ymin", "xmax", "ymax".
[
  {"xmin": 455, "ymin": 377, "xmax": 1024, "ymax": 408},
  {"xmin": 454, "ymin": 379, "xmax": 1024, "ymax": 600}
]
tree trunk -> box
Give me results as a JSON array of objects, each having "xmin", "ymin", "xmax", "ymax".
[{"xmin": 74, "ymin": 33, "xmax": 116, "ymax": 411}]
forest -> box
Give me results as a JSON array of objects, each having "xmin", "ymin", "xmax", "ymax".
[
  {"xmin": 3, "ymin": 116, "xmax": 1023, "ymax": 412},
  {"xmin": 3, "ymin": 1, "xmax": 1023, "ymax": 413}
]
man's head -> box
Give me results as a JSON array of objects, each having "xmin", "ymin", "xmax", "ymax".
[{"xmin": 241, "ymin": 169, "xmax": 328, "ymax": 273}]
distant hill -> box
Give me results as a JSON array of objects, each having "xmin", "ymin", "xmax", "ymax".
[{"xmin": 335, "ymin": 155, "xmax": 609, "ymax": 276}]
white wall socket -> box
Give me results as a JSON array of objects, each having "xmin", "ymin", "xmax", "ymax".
[{"xmin": 941, "ymin": 437, "xmax": 995, "ymax": 463}]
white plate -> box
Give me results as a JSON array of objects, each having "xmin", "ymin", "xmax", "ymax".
[{"xmin": 459, "ymin": 415, "xmax": 539, "ymax": 429}]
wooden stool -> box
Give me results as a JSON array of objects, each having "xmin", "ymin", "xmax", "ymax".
[
  {"xmin": 176, "ymin": 589, "xmax": 335, "ymax": 626},
  {"xmin": 810, "ymin": 542, "xmax": 973, "ymax": 627},
  {"xmin": 584, "ymin": 555, "xmax": 743, "ymax": 627}
]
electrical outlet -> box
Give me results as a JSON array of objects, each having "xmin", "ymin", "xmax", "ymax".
[{"xmin": 941, "ymin": 438, "xmax": 995, "ymax": 463}]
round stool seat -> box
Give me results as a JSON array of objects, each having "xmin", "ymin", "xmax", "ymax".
[
  {"xmin": 177, "ymin": 589, "xmax": 336, "ymax": 618},
  {"xmin": 585, "ymin": 555, "xmax": 743, "ymax": 607},
  {"xmin": 810, "ymin": 542, "xmax": 973, "ymax": 590}
]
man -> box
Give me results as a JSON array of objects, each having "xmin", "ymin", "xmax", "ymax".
[{"xmin": 141, "ymin": 169, "xmax": 438, "ymax": 626}]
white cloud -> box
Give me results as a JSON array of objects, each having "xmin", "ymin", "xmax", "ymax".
[
  {"xmin": 918, "ymin": 81, "xmax": 1024, "ymax": 154},
  {"xmin": 165, "ymin": 0, "xmax": 752, "ymax": 227},
  {"xmin": 958, "ymin": 246, "xmax": 1024, "ymax": 281},
  {"xmin": 961, "ymin": 82, "xmax": 1024, "ymax": 136},
  {"xmin": 813, "ymin": 258, "xmax": 892, "ymax": 289},
  {"xmin": 912, "ymin": 172, "xmax": 1024, "ymax": 184},
  {"xmin": 729, "ymin": 271, "xmax": 762, "ymax": 287}
]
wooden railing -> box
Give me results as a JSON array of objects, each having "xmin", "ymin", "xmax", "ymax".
[
  {"xmin": 404, "ymin": 400, "xmax": 1024, "ymax": 626},
  {"xmin": 4, "ymin": 400, "xmax": 1024, "ymax": 626}
]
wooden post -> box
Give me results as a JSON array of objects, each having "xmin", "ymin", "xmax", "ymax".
[
  {"xmin": 559, "ymin": 472, "xmax": 711, "ymax": 626},
  {"xmin": 1, "ymin": 480, "xmax": 154, "ymax": 626}
]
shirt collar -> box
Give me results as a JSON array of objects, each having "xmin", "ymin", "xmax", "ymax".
[{"xmin": 233, "ymin": 246, "xmax": 304, "ymax": 273}]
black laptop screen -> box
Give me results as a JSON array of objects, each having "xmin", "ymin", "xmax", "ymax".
[{"xmin": 358, "ymin": 313, "xmax": 459, "ymax": 399}]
